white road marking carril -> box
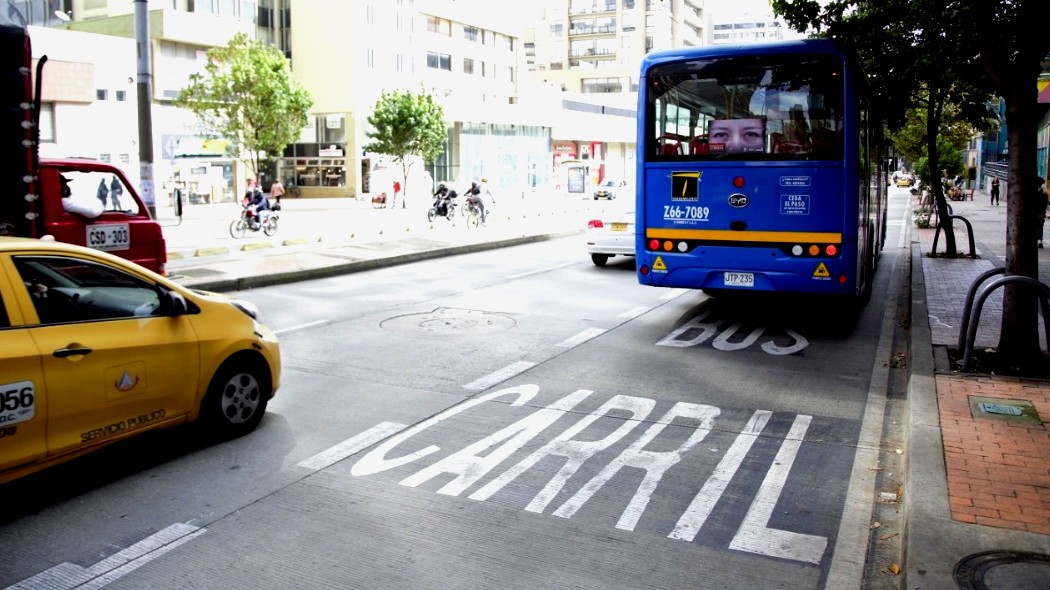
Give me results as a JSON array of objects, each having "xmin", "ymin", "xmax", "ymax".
[
  {"xmin": 297, "ymin": 421, "xmax": 408, "ymax": 471},
  {"xmin": 6, "ymin": 523, "xmax": 205, "ymax": 590},
  {"xmin": 729, "ymin": 414, "xmax": 827, "ymax": 565},
  {"xmin": 557, "ymin": 328, "xmax": 606, "ymax": 348},
  {"xmin": 551, "ymin": 402, "xmax": 720, "ymax": 531},
  {"xmin": 462, "ymin": 361, "xmax": 537, "ymax": 391},
  {"xmin": 469, "ymin": 395, "xmax": 656, "ymax": 513},
  {"xmin": 398, "ymin": 389, "xmax": 594, "ymax": 495},
  {"xmin": 618, "ymin": 306, "xmax": 649, "ymax": 319},
  {"xmin": 669, "ymin": 410, "xmax": 772, "ymax": 541},
  {"xmin": 506, "ymin": 262, "xmax": 576, "ymax": 280},
  {"xmin": 274, "ymin": 319, "xmax": 330, "ymax": 335}
]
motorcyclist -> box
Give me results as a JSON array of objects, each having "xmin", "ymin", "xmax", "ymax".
[
  {"xmin": 465, "ymin": 181, "xmax": 486, "ymax": 224},
  {"xmin": 245, "ymin": 180, "xmax": 270, "ymax": 230},
  {"xmin": 433, "ymin": 183, "xmax": 452, "ymax": 216}
]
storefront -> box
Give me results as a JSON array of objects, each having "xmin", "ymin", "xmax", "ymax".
[{"xmin": 278, "ymin": 113, "xmax": 350, "ymax": 197}]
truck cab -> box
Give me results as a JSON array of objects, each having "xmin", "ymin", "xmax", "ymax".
[{"xmin": 38, "ymin": 159, "xmax": 167, "ymax": 275}]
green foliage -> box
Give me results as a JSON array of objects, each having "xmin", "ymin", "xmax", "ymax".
[
  {"xmin": 364, "ymin": 90, "xmax": 446, "ymax": 166},
  {"xmin": 174, "ymin": 33, "xmax": 313, "ymax": 180}
]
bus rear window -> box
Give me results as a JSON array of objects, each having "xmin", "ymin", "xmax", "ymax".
[{"xmin": 647, "ymin": 54, "xmax": 845, "ymax": 160}]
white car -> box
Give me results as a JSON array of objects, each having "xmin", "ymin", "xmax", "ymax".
[
  {"xmin": 593, "ymin": 179, "xmax": 629, "ymax": 200},
  {"xmin": 585, "ymin": 200, "xmax": 636, "ymax": 266}
]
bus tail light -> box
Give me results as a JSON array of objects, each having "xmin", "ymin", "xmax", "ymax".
[
  {"xmin": 640, "ymin": 265, "xmax": 650, "ymax": 275},
  {"xmin": 838, "ymin": 275, "xmax": 847, "ymax": 284},
  {"xmin": 825, "ymin": 244, "xmax": 838, "ymax": 256},
  {"xmin": 649, "ymin": 239, "xmax": 660, "ymax": 250},
  {"xmin": 733, "ymin": 176, "xmax": 745, "ymax": 188}
]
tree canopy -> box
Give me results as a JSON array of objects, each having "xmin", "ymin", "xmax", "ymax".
[
  {"xmin": 364, "ymin": 89, "xmax": 447, "ymax": 196},
  {"xmin": 174, "ymin": 32, "xmax": 312, "ymax": 182},
  {"xmin": 772, "ymin": 0, "xmax": 1050, "ymax": 372}
]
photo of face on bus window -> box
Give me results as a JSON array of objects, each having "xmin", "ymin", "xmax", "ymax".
[{"xmin": 708, "ymin": 118, "xmax": 766, "ymax": 154}]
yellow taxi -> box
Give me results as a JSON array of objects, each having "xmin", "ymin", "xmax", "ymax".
[{"xmin": 0, "ymin": 237, "xmax": 280, "ymax": 484}]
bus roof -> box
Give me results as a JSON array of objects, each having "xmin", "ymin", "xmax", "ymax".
[{"xmin": 640, "ymin": 38, "xmax": 844, "ymax": 73}]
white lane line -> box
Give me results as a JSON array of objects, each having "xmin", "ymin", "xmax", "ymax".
[
  {"xmin": 297, "ymin": 421, "xmax": 408, "ymax": 471},
  {"xmin": 6, "ymin": 523, "xmax": 205, "ymax": 590},
  {"xmin": 507, "ymin": 262, "xmax": 576, "ymax": 280},
  {"xmin": 463, "ymin": 361, "xmax": 537, "ymax": 391},
  {"xmin": 618, "ymin": 306, "xmax": 649, "ymax": 319},
  {"xmin": 274, "ymin": 319, "xmax": 330, "ymax": 335},
  {"xmin": 557, "ymin": 328, "xmax": 606, "ymax": 348},
  {"xmin": 659, "ymin": 288, "xmax": 689, "ymax": 300}
]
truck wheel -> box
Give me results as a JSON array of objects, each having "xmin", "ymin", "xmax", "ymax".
[{"xmin": 199, "ymin": 358, "xmax": 269, "ymax": 440}]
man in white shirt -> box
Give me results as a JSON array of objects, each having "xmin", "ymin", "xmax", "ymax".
[{"xmin": 60, "ymin": 175, "xmax": 104, "ymax": 218}]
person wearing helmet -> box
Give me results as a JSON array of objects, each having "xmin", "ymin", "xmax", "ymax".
[
  {"xmin": 432, "ymin": 183, "xmax": 451, "ymax": 217},
  {"xmin": 465, "ymin": 180, "xmax": 486, "ymax": 224}
]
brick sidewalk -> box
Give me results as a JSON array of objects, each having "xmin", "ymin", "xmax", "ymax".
[{"xmin": 938, "ymin": 373, "xmax": 1050, "ymax": 534}]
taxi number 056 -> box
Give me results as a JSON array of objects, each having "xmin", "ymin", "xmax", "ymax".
[
  {"xmin": 86, "ymin": 223, "xmax": 130, "ymax": 251},
  {"xmin": 663, "ymin": 205, "xmax": 709, "ymax": 221},
  {"xmin": 0, "ymin": 381, "xmax": 35, "ymax": 426}
]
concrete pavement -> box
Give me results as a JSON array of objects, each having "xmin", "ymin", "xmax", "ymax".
[{"xmin": 154, "ymin": 188, "xmax": 1050, "ymax": 589}]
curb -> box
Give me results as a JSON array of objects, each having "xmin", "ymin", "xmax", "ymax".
[{"xmin": 172, "ymin": 230, "xmax": 582, "ymax": 293}]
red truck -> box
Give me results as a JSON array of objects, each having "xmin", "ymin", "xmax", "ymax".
[{"xmin": 1, "ymin": 23, "xmax": 167, "ymax": 275}]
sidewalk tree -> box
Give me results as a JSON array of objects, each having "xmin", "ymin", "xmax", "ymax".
[
  {"xmin": 364, "ymin": 90, "xmax": 446, "ymax": 203},
  {"xmin": 174, "ymin": 32, "xmax": 312, "ymax": 185},
  {"xmin": 773, "ymin": 0, "xmax": 1050, "ymax": 373}
]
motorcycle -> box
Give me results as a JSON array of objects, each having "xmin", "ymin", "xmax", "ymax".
[
  {"xmin": 427, "ymin": 190, "xmax": 457, "ymax": 222},
  {"xmin": 230, "ymin": 199, "xmax": 279, "ymax": 238}
]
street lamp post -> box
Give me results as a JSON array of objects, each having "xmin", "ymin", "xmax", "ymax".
[{"xmin": 134, "ymin": 0, "xmax": 156, "ymax": 218}]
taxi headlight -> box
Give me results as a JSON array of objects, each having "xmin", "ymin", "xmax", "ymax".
[{"xmin": 231, "ymin": 299, "xmax": 259, "ymax": 319}]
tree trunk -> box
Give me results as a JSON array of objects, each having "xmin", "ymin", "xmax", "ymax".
[
  {"xmin": 926, "ymin": 99, "xmax": 957, "ymax": 256},
  {"xmin": 995, "ymin": 82, "xmax": 1042, "ymax": 370}
]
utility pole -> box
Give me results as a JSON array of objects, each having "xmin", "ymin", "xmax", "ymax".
[{"xmin": 134, "ymin": 0, "xmax": 156, "ymax": 218}]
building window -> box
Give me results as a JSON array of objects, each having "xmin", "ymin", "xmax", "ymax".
[
  {"xmin": 116, "ymin": 90, "xmax": 127, "ymax": 102},
  {"xmin": 427, "ymin": 52, "xmax": 451, "ymax": 71},
  {"xmin": 96, "ymin": 89, "xmax": 108, "ymax": 101},
  {"xmin": 464, "ymin": 57, "xmax": 475, "ymax": 75},
  {"xmin": 581, "ymin": 77, "xmax": 622, "ymax": 93},
  {"xmin": 464, "ymin": 25, "xmax": 479, "ymax": 42},
  {"xmin": 427, "ymin": 16, "xmax": 451, "ymax": 35}
]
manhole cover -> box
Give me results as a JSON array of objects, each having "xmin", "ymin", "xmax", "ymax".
[
  {"xmin": 381, "ymin": 307, "xmax": 516, "ymax": 335},
  {"xmin": 955, "ymin": 551, "xmax": 1050, "ymax": 589}
]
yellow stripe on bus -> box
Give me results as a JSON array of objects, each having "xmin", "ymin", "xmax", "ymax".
[{"xmin": 646, "ymin": 228, "xmax": 842, "ymax": 243}]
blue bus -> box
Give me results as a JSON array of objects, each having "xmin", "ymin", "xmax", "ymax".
[{"xmin": 635, "ymin": 39, "xmax": 887, "ymax": 303}]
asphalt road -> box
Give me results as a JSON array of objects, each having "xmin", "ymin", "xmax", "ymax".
[{"xmin": 0, "ymin": 191, "xmax": 915, "ymax": 589}]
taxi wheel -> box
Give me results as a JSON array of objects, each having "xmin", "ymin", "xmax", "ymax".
[
  {"xmin": 200, "ymin": 358, "xmax": 270, "ymax": 439},
  {"xmin": 591, "ymin": 254, "xmax": 610, "ymax": 267}
]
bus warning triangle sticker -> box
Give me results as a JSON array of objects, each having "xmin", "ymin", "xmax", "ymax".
[
  {"xmin": 813, "ymin": 262, "xmax": 830, "ymax": 278},
  {"xmin": 652, "ymin": 256, "xmax": 667, "ymax": 272}
]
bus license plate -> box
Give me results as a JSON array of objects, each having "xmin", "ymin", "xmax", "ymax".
[
  {"xmin": 611, "ymin": 222, "xmax": 628, "ymax": 231},
  {"xmin": 86, "ymin": 223, "xmax": 130, "ymax": 252},
  {"xmin": 724, "ymin": 272, "xmax": 754, "ymax": 287}
]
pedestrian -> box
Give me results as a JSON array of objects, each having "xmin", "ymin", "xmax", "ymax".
[
  {"xmin": 1036, "ymin": 176, "xmax": 1048, "ymax": 248},
  {"xmin": 109, "ymin": 175, "xmax": 123, "ymax": 210},
  {"xmin": 96, "ymin": 178, "xmax": 109, "ymax": 209},
  {"xmin": 990, "ymin": 176, "xmax": 1000, "ymax": 206},
  {"xmin": 270, "ymin": 178, "xmax": 285, "ymax": 206},
  {"xmin": 391, "ymin": 179, "xmax": 402, "ymax": 209}
]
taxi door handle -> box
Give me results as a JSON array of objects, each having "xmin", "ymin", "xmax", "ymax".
[{"xmin": 53, "ymin": 346, "xmax": 93, "ymax": 358}]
